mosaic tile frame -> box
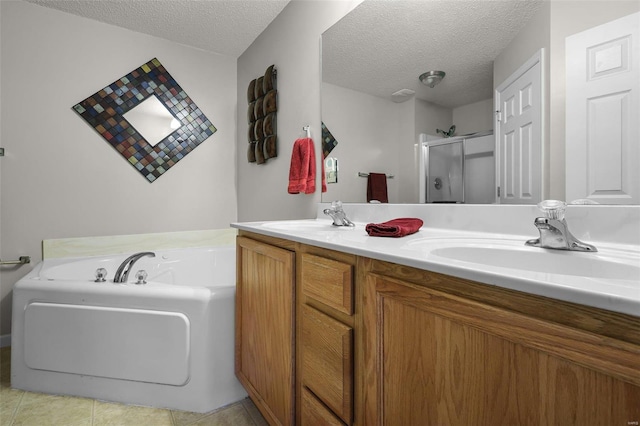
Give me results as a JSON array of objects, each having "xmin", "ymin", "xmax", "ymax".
[
  {"xmin": 73, "ymin": 58, "xmax": 216, "ymax": 182},
  {"xmin": 321, "ymin": 121, "xmax": 338, "ymax": 158}
]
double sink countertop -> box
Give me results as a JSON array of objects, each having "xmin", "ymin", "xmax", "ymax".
[{"xmin": 232, "ymin": 204, "xmax": 640, "ymax": 317}]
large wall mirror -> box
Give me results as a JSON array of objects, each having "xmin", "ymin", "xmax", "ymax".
[{"xmin": 321, "ymin": 0, "xmax": 639, "ymax": 205}]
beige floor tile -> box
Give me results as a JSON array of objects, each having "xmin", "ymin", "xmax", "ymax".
[
  {"xmin": 172, "ymin": 399, "xmax": 266, "ymax": 426},
  {"xmin": 2, "ymin": 347, "xmax": 260, "ymax": 426},
  {"xmin": 93, "ymin": 400, "xmax": 174, "ymax": 426},
  {"xmin": 0, "ymin": 387, "xmax": 24, "ymax": 426},
  {"xmin": 12, "ymin": 391, "xmax": 93, "ymax": 426},
  {"xmin": 241, "ymin": 398, "xmax": 268, "ymax": 426},
  {"xmin": 189, "ymin": 402, "xmax": 255, "ymax": 426},
  {"xmin": 171, "ymin": 408, "xmax": 210, "ymax": 426}
]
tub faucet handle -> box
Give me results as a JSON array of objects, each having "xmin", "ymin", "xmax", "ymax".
[
  {"xmin": 95, "ymin": 268, "xmax": 107, "ymax": 282},
  {"xmin": 135, "ymin": 270, "xmax": 148, "ymax": 285}
]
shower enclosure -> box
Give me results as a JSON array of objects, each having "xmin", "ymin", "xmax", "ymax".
[{"xmin": 419, "ymin": 132, "xmax": 495, "ymax": 204}]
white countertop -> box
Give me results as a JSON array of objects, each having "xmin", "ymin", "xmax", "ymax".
[{"xmin": 232, "ymin": 215, "xmax": 640, "ymax": 318}]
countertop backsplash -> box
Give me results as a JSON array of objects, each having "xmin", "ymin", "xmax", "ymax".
[{"xmin": 317, "ymin": 203, "xmax": 640, "ymax": 247}]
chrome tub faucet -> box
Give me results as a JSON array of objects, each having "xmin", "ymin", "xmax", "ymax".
[
  {"xmin": 323, "ymin": 201, "xmax": 355, "ymax": 227},
  {"xmin": 113, "ymin": 252, "xmax": 156, "ymax": 283},
  {"xmin": 525, "ymin": 200, "xmax": 597, "ymax": 252}
]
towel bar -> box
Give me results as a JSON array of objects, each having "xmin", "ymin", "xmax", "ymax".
[
  {"xmin": 0, "ymin": 256, "xmax": 31, "ymax": 266},
  {"xmin": 358, "ymin": 172, "xmax": 394, "ymax": 179}
]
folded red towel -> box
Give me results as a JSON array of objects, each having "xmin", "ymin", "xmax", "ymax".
[{"xmin": 365, "ymin": 218, "xmax": 423, "ymax": 237}]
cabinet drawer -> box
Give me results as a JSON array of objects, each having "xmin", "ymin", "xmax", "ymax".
[
  {"xmin": 301, "ymin": 253, "xmax": 353, "ymax": 315},
  {"xmin": 301, "ymin": 305, "xmax": 353, "ymax": 424},
  {"xmin": 301, "ymin": 387, "xmax": 346, "ymax": 426}
]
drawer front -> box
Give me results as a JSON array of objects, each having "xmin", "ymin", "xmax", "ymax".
[
  {"xmin": 301, "ymin": 253, "xmax": 353, "ymax": 315},
  {"xmin": 301, "ymin": 386, "xmax": 346, "ymax": 426},
  {"xmin": 302, "ymin": 305, "xmax": 353, "ymax": 424}
]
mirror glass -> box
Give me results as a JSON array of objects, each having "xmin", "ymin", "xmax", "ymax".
[
  {"xmin": 123, "ymin": 95, "xmax": 178, "ymax": 147},
  {"xmin": 321, "ymin": 0, "xmax": 639, "ymax": 204}
]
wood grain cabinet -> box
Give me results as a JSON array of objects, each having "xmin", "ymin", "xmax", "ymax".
[
  {"xmin": 235, "ymin": 236, "xmax": 295, "ymax": 426},
  {"xmin": 236, "ymin": 233, "xmax": 640, "ymax": 426},
  {"xmin": 299, "ymin": 251, "xmax": 355, "ymax": 425},
  {"xmin": 301, "ymin": 387, "xmax": 346, "ymax": 426},
  {"xmin": 361, "ymin": 259, "xmax": 640, "ymax": 425}
]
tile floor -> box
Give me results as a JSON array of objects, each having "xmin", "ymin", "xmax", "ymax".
[{"xmin": 0, "ymin": 347, "xmax": 268, "ymax": 426}]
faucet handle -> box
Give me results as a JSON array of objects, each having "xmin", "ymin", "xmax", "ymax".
[
  {"xmin": 95, "ymin": 268, "xmax": 107, "ymax": 282},
  {"xmin": 331, "ymin": 200, "xmax": 343, "ymax": 210},
  {"xmin": 537, "ymin": 200, "xmax": 566, "ymax": 220},
  {"xmin": 135, "ymin": 270, "xmax": 148, "ymax": 285}
]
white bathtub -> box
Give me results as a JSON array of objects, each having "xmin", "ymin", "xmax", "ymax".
[{"xmin": 10, "ymin": 246, "xmax": 247, "ymax": 413}]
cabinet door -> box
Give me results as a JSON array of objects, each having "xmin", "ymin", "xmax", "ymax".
[
  {"xmin": 363, "ymin": 273, "xmax": 640, "ymax": 425},
  {"xmin": 236, "ymin": 237, "xmax": 295, "ymax": 426}
]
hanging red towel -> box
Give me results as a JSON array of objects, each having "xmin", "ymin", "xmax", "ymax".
[
  {"xmin": 321, "ymin": 155, "xmax": 327, "ymax": 193},
  {"xmin": 288, "ymin": 137, "xmax": 316, "ymax": 194},
  {"xmin": 367, "ymin": 172, "xmax": 388, "ymax": 203},
  {"xmin": 365, "ymin": 218, "xmax": 424, "ymax": 238}
]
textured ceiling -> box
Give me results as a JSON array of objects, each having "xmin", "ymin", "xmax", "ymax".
[
  {"xmin": 24, "ymin": 0, "xmax": 291, "ymax": 57},
  {"xmin": 322, "ymin": 0, "xmax": 544, "ymax": 109},
  {"xmin": 25, "ymin": 0, "xmax": 543, "ymax": 108}
]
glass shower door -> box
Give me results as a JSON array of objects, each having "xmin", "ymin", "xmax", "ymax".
[{"xmin": 426, "ymin": 140, "xmax": 464, "ymax": 203}]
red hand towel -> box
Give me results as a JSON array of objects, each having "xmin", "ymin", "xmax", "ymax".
[
  {"xmin": 288, "ymin": 138, "xmax": 316, "ymax": 194},
  {"xmin": 321, "ymin": 154, "xmax": 327, "ymax": 193},
  {"xmin": 367, "ymin": 172, "xmax": 388, "ymax": 203},
  {"xmin": 365, "ymin": 218, "xmax": 423, "ymax": 237}
]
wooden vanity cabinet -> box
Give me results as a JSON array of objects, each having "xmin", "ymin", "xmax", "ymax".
[
  {"xmin": 360, "ymin": 257, "xmax": 640, "ymax": 425},
  {"xmin": 236, "ymin": 232, "xmax": 640, "ymax": 426},
  {"xmin": 235, "ymin": 235, "xmax": 296, "ymax": 426}
]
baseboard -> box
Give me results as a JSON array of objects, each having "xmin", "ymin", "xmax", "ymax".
[{"xmin": 0, "ymin": 334, "xmax": 11, "ymax": 348}]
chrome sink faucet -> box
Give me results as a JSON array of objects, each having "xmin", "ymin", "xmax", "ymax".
[
  {"xmin": 113, "ymin": 252, "xmax": 156, "ymax": 283},
  {"xmin": 525, "ymin": 200, "xmax": 597, "ymax": 252},
  {"xmin": 323, "ymin": 201, "xmax": 355, "ymax": 227}
]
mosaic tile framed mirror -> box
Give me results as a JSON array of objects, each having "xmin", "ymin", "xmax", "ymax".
[{"xmin": 73, "ymin": 58, "xmax": 216, "ymax": 182}]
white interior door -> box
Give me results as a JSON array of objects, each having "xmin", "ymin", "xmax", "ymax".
[
  {"xmin": 565, "ymin": 12, "xmax": 639, "ymax": 204},
  {"xmin": 495, "ymin": 50, "xmax": 543, "ymax": 204}
]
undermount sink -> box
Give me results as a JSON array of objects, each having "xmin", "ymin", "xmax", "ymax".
[{"xmin": 430, "ymin": 243, "xmax": 640, "ymax": 280}]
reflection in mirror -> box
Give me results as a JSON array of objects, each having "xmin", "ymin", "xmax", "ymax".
[
  {"xmin": 123, "ymin": 96, "xmax": 178, "ymax": 147},
  {"xmin": 321, "ymin": 0, "xmax": 639, "ymax": 204},
  {"xmin": 325, "ymin": 157, "xmax": 339, "ymax": 184}
]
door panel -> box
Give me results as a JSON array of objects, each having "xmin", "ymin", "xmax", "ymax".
[
  {"xmin": 566, "ymin": 12, "xmax": 639, "ymax": 204},
  {"xmin": 496, "ymin": 51, "xmax": 543, "ymax": 204}
]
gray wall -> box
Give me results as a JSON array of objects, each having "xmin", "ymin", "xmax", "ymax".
[
  {"xmin": 321, "ymin": 82, "xmax": 402, "ymax": 203},
  {"xmin": 236, "ymin": 0, "xmax": 361, "ymax": 222},
  {"xmin": 452, "ymin": 99, "xmax": 493, "ymax": 136},
  {"xmin": 0, "ymin": 1, "xmax": 238, "ymax": 335}
]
